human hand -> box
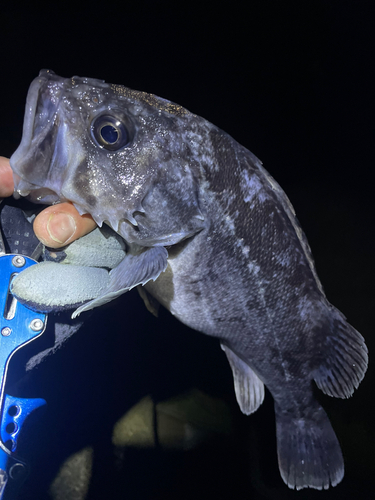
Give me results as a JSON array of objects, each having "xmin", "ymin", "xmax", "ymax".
[
  {"xmin": 2, "ymin": 156, "xmax": 130, "ymax": 316},
  {"xmin": 0, "ymin": 156, "xmax": 97, "ymax": 247}
]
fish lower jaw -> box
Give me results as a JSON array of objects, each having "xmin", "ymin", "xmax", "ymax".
[{"xmin": 14, "ymin": 184, "xmax": 62, "ymax": 205}]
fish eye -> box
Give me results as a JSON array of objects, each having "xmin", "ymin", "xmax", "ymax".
[{"xmin": 91, "ymin": 114, "xmax": 131, "ymax": 151}]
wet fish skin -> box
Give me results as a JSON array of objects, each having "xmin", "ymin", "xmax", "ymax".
[{"xmin": 10, "ymin": 70, "xmax": 368, "ymax": 490}]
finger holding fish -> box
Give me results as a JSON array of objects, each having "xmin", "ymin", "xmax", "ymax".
[
  {"xmin": 33, "ymin": 203, "xmax": 97, "ymax": 248},
  {"xmin": 0, "ymin": 156, "xmax": 97, "ymax": 247},
  {"xmin": 0, "ymin": 156, "xmax": 14, "ymax": 198}
]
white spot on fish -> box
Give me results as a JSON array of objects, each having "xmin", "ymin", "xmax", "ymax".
[
  {"xmin": 248, "ymin": 261, "xmax": 260, "ymax": 275},
  {"xmin": 241, "ymin": 169, "xmax": 267, "ymax": 204},
  {"xmin": 225, "ymin": 215, "xmax": 235, "ymax": 232},
  {"xmin": 242, "ymin": 245, "xmax": 250, "ymax": 257}
]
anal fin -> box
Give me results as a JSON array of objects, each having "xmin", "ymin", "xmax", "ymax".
[{"xmin": 221, "ymin": 343, "xmax": 264, "ymax": 415}]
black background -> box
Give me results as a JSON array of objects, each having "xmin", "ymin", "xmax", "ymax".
[{"xmin": 1, "ymin": 1, "xmax": 374, "ymax": 499}]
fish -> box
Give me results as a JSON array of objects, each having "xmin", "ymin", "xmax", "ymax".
[{"xmin": 10, "ymin": 69, "xmax": 368, "ymax": 490}]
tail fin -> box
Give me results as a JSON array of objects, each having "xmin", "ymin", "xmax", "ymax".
[
  {"xmin": 313, "ymin": 307, "xmax": 368, "ymax": 398},
  {"xmin": 275, "ymin": 402, "xmax": 344, "ymax": 490}
]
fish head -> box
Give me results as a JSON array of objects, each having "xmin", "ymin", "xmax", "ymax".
[{"xmin": 11, "ymin": 70, "xmax": 205, "ymax": 246}]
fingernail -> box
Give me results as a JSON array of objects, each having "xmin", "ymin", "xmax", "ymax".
[{"xmin": 47, "ymin": 213, "xmax": 77, "ymax": 244}]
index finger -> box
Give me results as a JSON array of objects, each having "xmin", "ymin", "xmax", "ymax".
[{"xmin": 0, "ymin": 157, "xmax": 14, "ymax": 197}]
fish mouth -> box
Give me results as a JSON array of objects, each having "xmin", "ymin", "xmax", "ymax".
[
  {"xmin": 10, "ymin": 71, "xmax": 138, "ymax": 238},
  {"xmin": 10, "ymin": 70, "xmax": 66, "ymax": 201}
]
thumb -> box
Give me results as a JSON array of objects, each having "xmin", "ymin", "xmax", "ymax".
[{"xmin": 33, "ymin": 203, "xmax": 97, "ymax": 248}]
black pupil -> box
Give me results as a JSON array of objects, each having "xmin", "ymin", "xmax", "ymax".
[{"xmin": 101, "ymin": 125, "xmax": 118, "ymax": 144}]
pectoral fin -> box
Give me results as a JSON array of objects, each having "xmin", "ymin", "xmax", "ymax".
[
  {"xmin": 72, "ymin": 246, "xmax": 168, "ymax": 318},
  {"xmin": 221, "ymin": 343, "xmax": 264, "ymax": 415}
]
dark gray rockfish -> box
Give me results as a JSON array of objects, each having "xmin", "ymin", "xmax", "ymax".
[{"xmin": 10, "ymin": 70, "xmax": 368, "ymax": 490}]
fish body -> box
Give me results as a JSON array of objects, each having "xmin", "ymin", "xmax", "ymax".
[{"xmin": 10, "ymin": 70, "xmax": 368, "ymax": 490}]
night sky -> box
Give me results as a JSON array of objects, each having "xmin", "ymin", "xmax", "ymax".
[{"xmin": 1, "ymin": 2, "xmax": 374, "ymax": 499}]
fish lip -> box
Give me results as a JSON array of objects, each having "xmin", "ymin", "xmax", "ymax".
[
  {"xmin": 10, "ymin": 70, "xmax": 65, "ymax": 192},
  {"xmin": 10, "ymin": 75, "xmax": 43, "ymax": 172}
]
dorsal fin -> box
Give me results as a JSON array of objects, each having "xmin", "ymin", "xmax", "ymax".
[{"xmin": 313, "ymin": 306, "xmax": 368, "ymax": 398}]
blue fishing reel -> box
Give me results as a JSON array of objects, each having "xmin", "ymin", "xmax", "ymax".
[{"xmin": 0, "ymin": 254, "xmax": 47, "ymax": 499}]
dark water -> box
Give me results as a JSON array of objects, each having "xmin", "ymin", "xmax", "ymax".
[{"xmin": 1, "ymin": 1, "xmax": 374, "ymax": 498}]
